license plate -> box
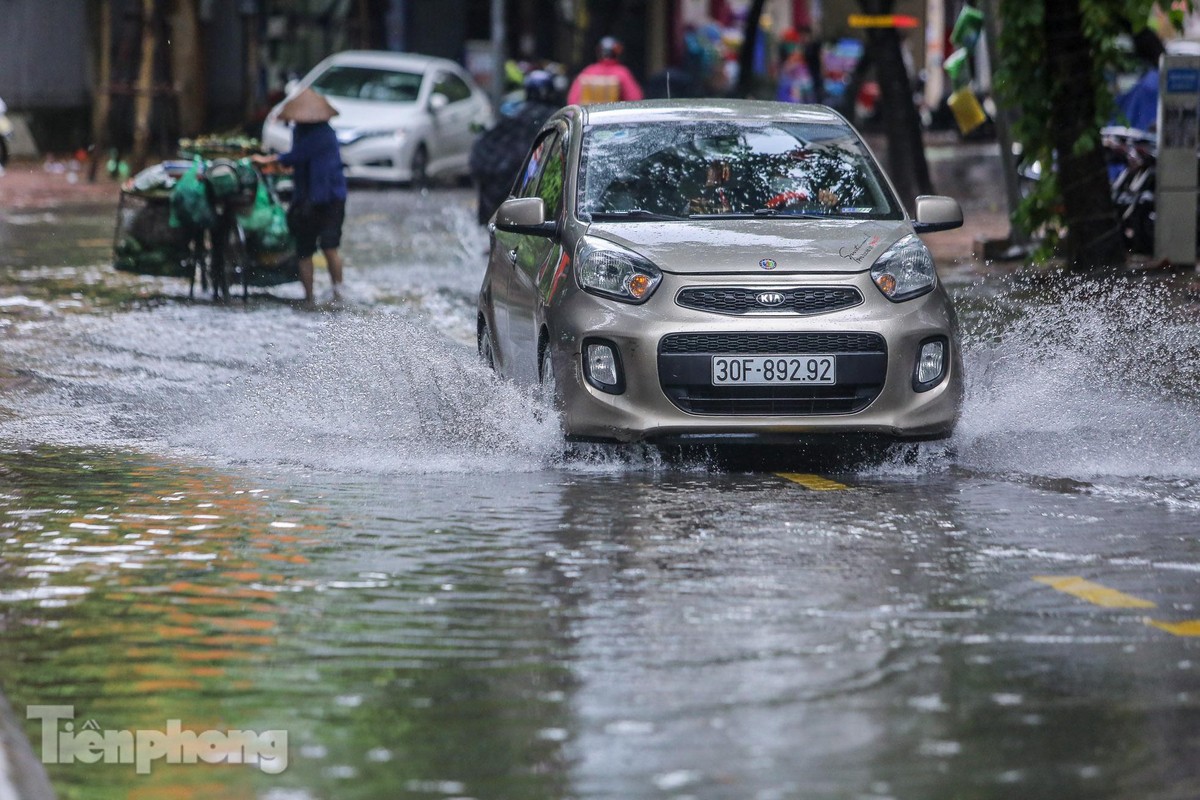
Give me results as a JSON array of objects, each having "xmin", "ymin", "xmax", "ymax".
[{"xmin": 711, "ymin": 354, "xmax": 837, "ymax": 385}]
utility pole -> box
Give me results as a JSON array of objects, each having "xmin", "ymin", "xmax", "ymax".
[{"xmin": 491, "ymin": 0, "xmax": 506, "ymax": 110}]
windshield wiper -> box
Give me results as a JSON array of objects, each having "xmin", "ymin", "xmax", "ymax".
[
  {"xmin": 685, "ymin": 209, "xmax": 831, "ymax": 220},
  {"xmin": 751, "ymin": 208, "xmax": 833, "ymax": 219},
  {"xmin": 589, "ymin": 209, "xmax": 682, "ymax": 221}
]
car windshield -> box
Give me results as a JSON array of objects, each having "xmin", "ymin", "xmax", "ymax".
[
  {"xmin": 578, "ymin": 119, "xmax": 902, "ymax": 220},
  {"xmin": 310, "ymin": 65, "xmax": 423, "ymax": 103}
]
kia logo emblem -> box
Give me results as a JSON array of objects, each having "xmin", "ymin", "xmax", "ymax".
[{"xmin": 756, "ymin": 292, "xmax": 786, "ymax": 307}]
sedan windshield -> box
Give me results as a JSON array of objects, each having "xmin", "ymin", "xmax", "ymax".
[
  {"xmin": 578, "ymin": 120, "xmax": 902, "ymax": 220},
  {"xmin": 310, "ymin": 65, "xmax": 423, "ymax": 103}
]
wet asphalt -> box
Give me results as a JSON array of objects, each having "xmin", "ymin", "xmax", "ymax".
[{"xmin": 0, "ymin": 183, "xmax": 1199, "ymax": 799}]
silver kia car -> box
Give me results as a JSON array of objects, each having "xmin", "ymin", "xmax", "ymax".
[{"xmin": 477, "ymin": 100, "xmax": 964, "ymax": 444}]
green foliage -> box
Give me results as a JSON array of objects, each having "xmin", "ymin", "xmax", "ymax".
[{"xmin": 995, "ymin": 0, "xmax": 1190, "ymax": 257}]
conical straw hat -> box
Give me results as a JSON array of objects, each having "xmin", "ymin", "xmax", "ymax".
[{"xmin": 278, "ymin": 88, "xmax": 339, "ymax": 123}]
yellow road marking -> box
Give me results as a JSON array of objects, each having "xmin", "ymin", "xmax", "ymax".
[
  {"xmin": 1032, "ymin": 575, "xmax": 1157, "ymax": 608},
  {"xmin": 1147, "ymin": 619, "xmax": 1200, "ymax": 637},
  {"xmin": 77, "ymin": 238, "xmax": 112, "ymax": 247},
  {"xmin": 776, "ymin": 472, "xmax": 847, "ymax": 491},
  {"xmin": 1034, "ymin": 576, "xmax": 1200, "ymax": 637}
]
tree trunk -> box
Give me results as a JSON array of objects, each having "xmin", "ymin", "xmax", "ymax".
[
  {"xmin": 168, "ymin": 0, "xmax": 206, "ymax": 137},
  {"xmin": 868, "ymin": 25, "xmax": 933, "ymax": 203},
  {"xmin": 1044, "ymin": 0, "xmax": 1123, "ymax": 268},
  {"xmin": 736, "ymin": 0, "xmax": 768, "ymax": 98},
  {"xmin": 88, "ymin": 0, "xmax": 113, "ymax": 183},
  {"xmin": 243, "ymin": 11, "xmax": 260, "ymax": 129},
  {"xmin": 130, "ymin": 0, "xmax": 159, "ymax": 173},
  {"xmin": 860, "ymin": 0, "xmax": 933, "ymax": 205}
]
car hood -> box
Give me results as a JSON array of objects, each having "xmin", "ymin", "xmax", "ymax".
[
  {"xmin": 584, "ymin": 218, "xmax": 914, "ymax": 274},
  {"xmin": 324, "ymin": 97, "xmax": 424, "ymax": 131},
  {"xmin": 265, "ymin": 96, "xmax": 424, "ymax": 138}
]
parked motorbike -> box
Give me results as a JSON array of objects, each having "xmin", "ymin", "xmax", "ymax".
[
  {"xmin": 1015, "ymin": 125, "xmax": 1159, "ymax": 255},
  {"xmin": 1103, "ymin": 126, "xmax": 1157, "ymax": 255},
  {"xmin": 0, "ymin": 95, "xmax": 14, "ymax": 167}
]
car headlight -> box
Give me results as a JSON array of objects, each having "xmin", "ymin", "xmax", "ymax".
[
  {"xmin": 336, "ymin": 129, "xmax": 407, "ymax": 146},
  {"xmin": 575, "ymin": 237, "xmax": 662, "ymax": 304},
  {"xmin": 870, "ymin": 234, "xmax": 937, "ymax": 302}
]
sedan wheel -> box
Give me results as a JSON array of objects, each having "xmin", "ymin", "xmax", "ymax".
[
  {"xmin": 540, "ymin": 345, "xmax": 559, "ymax": 410},
  {"xmin": 478, "ymin": 320, "xmax": 496, "ymax": 369}
]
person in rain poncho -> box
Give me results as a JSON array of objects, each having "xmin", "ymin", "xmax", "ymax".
[
  {"xmin": 567, "ymin": 37, "xmax": 644, "ymax": 105},
  {"xmin": 469, "ymin": 70, "xmax": 564, "ymax": 225}
]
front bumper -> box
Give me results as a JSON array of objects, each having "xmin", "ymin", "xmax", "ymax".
[
  {"xmin": 339, "ymin": 136, "xmax": 412, "ymax": 183},
  {"xmin": 547, "ymin": 270, "xmax": 963, "ymax": 443}
]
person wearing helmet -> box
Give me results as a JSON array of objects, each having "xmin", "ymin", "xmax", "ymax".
[
  {"xmin": 469, "ymin": 70, "xmax": 564, "ymax": 224},
  {"xmin": 567, "ymin": 36, "xmax": 644, "ymax": 105}
]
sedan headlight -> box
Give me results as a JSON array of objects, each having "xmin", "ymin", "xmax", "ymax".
[
  {"xmin": 575, "ymin": 237, "xmax": 662, "ymax": 304},
  {"xmin": 870, "ymin": 234, "xmax": 936, "ymax": 302},
  {"xmin": 336, "ymin": 128, "xmax": 408, "ymax": 147}
]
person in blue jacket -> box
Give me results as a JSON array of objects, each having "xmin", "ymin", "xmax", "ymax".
[{"xmin": 254, "ymin": 88, "xmax": 348, "ymax": 304}]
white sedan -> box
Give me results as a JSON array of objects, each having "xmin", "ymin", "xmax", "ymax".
[{"xmin": 262, "ymin": 51, "xmax": 494, "ymax": 185}]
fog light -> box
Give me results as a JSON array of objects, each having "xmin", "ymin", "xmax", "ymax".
[
  {"xmin": 583, "ymin": 340, "xmax": 624, "ymax": 394},
  {"xmin": 587, "ymin": 344, "xmax": 618, "ymax": 384},
  {"xmin": 914, "ymin": 339, "xmax": 946, "ymax": 390}
]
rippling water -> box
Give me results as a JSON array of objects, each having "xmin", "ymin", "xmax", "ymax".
[{"xmin": 3, "ymin": 190, "xmax": 1200, "ymax": 798}]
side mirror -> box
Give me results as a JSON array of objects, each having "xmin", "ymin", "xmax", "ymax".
[
  {"xmin": 429, "ymin": 92, "xmax": 449, "ymax": 112},
  {"xmin": 496, "ymin": 197, "xmax": 558, "ymax": 237},
  {"xmin": 912, "ymin": 195, "xmax": 963, "ymax": 233}
]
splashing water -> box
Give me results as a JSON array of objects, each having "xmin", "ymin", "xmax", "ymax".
[
  {"xmin": 948, "ymin": 272, "xmax": 1200, "ymax": 480},
  {"xmin": 184, "ymin": 310, "xmax": 565, "ymax": 473},
  {"xmin": 3, "ymin": 255, "xmax": 1199, "ymax": 480}
]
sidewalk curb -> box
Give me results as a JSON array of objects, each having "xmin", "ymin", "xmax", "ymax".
[{"xmin": 0, "ymin": 689, "xmax": 56, "ymax": 800}]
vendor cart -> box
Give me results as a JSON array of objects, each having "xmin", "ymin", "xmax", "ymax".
[{"xmin": 113, "ymin": 138, "xmax": 299, "ymax": 301}]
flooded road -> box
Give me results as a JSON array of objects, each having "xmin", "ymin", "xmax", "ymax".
[{"xmin": 2, "ymin": 187, "xmax": 1200, "ymax": 799}]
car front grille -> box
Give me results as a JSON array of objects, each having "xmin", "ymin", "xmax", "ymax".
[
  {"xmin": 658, "ymin": 332, "xmax": 887, "ymax": 416},
  {"xmin": 675, "ymin": 287, "xmax": 863, "ymax": 316},
  {"xmin": 660, "ymin": 332, "xmax": 885, "ymax": 354}
]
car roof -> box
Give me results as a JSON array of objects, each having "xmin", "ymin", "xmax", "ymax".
[
  {"xmin": 579, "ymin": 99, "xmax": 851, "ymax": 129},
  {"xmin": 324, "ymin": 50, "xmax": 461, "ymax": 74}
]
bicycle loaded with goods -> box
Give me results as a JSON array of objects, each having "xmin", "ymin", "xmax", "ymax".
[{"xmin": 113, "ymin": 136, "xmax": 299, "ymax": 301}]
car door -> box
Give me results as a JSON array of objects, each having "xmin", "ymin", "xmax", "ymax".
[
  {"xmin": 508, "ymin": 125, "xmax": 568, "ymax": 384},
  {"xmin": 489, "ymin": 129, "xmax": 552, "ymax": 377},
  {"xmin": 428, "ymin": 71, "xmax": 475, "ymax": 173}
]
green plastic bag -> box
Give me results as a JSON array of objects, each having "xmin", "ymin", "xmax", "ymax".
[
  {"xmin": 237, "ymin": 182, "xmax": 275, "ymax": 233},
  {"xmin": 951, "ymin": 5, "xmax": 984, "ymax": 50},
  {"xmin": 260, "ymin": 203, "xmax": 293, "ymax": 253},
  {"xmin": 944, "ymin": 48, "xmax": 971, "ymax": 88},
  {"xmin": 238, "ymin": 181, "xmax": 294, "ymax": 254},
  {"xmin": 169, "ymin": 156, "xmax": 216, "ymax": 230}
]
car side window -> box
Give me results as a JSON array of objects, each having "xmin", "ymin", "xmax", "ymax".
[
  {"xmin": 535, "ymin": 130, "xmax": 567, "ymax": 220},
  {"xmin": 514, "ymin": 131, "xmax": 556, "ymax": 199},
  {"xmin": 434, "ymin": 72, "xmax": 472, "ymax": 104}
]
